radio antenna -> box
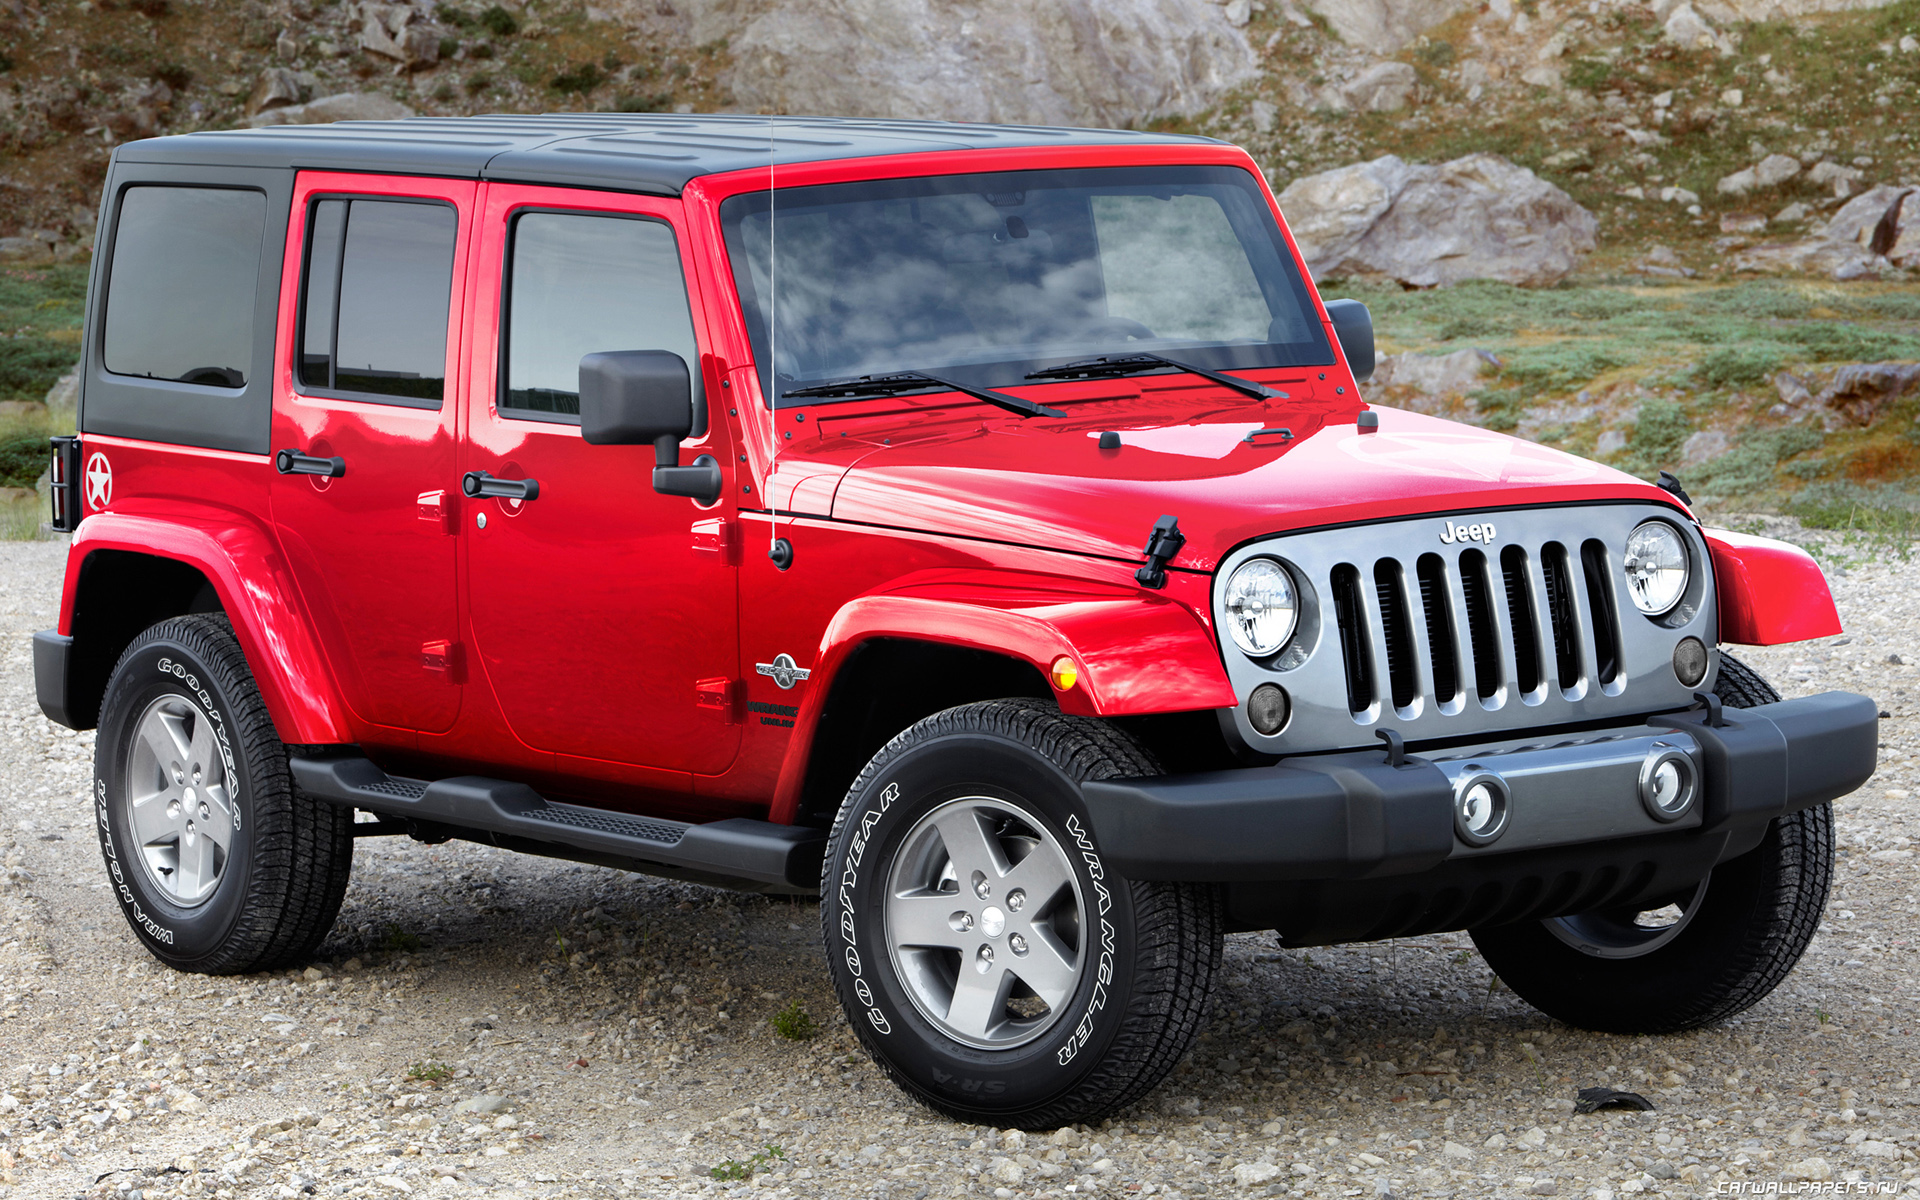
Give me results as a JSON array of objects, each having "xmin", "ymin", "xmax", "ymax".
[{"xmin": 766, "ymin": 115, "xmax": 789, "ymax": 569}]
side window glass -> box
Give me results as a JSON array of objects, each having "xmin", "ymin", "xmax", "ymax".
[
  {"xmin": 298, "ymin": 198, "xmax": 457, "ymax": 405},
  {"xmin": 503, "ymin": 211, "xmax": 702, "ymax": 422},
  {"xmin": 103, "ymin": 186, "xmax": 265, "ymax": 388}
]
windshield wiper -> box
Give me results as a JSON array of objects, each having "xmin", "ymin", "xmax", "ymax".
[
  {"xmin": 1024, "ymin": 353, "xmax": 1284, "ymax": 401},
  {"xmin": 780, "ymin": 370, "xmax": 1064, "ymax": 418}
]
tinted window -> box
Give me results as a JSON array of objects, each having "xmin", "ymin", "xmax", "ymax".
[
  {"xmin": 103, "ymin": 187, "xmax": 265, "ymax": 388},
  {"xmin": 504, "ymin": 212, "xmax": 701, "ymax": 419},
  {"xmin": 298, "ymin": 198, "xmax": 457, "ymax": 404},
  {"xmin": 720, "ymin": 165, "xmax": 1330, "ymax": 404}
]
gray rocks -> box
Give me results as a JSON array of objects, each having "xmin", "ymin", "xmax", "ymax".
[
  {"xmin": 1327, "ymin": 61, "xmax": 1419, "ymax": 112},
  {"xmin": 671, "ymin": 0, "xmax": 1258, "ymax": 128},
  {"xmin": 1277, "ymin": 154, "xmax": 1597, "ymax": 287},
  {"xmin": 249, "ymin": 67, "xmax": 311, "ymax": 116},
  {"xmin": 1663, "ymin": 3, "xmax": 1732, "ymax": 53},
  {"xmin": 1769, "ymin": 362, "xmax": 1920, "ymax": 429},
  {"xmin": 359, "ymin": 2, "xmax": 442, "ymax": 68},
  {"xmin": 1732, "ymin": 185, "xmax": 1919, "ymax": 280},
  {"xmin": 1716, "ymin": 153, "xmax": 1802, "ymax": 195},
  {"xmin": 1370, "ymin": 348, "xmax": 1491, "ymax": 397},
  {"xmin": 248, "ymin": 92, "xmax": 419, "ymax": 127},
  {"xmin": 1298, "ymin": 0, "xmax": 1472, "ymax": 52}
]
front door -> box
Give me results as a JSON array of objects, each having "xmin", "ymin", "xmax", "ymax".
[
  {"xmin": 270, "ymin": 174, "xmax": 473, "ymax": 735},
  {"xmin": 462, "ymin": 184, "xmax": 740, "ymax": 776}
]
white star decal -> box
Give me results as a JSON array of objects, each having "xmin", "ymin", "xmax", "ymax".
[{"xmin": 84, "ymin": 451, "xmax": 113, "ymax": 510}]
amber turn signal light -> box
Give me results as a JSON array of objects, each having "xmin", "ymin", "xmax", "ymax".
[{"xmin": 1050, "ymin": 656, "xmax": 1079, "ymax": 691}]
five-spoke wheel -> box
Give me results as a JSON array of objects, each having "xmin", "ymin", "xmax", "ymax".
[
  {"xmin": 125, "ymin": 694, "xmax": 236, "ymax": 906},
  {"xmin": 885, "ymin": 797, "xmax": 1085, "ymax": 1049}
]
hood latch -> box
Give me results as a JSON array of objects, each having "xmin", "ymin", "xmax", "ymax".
[{"xmin": 1135, "ymin": 515, "xmax": 1187, "ymax": 589}]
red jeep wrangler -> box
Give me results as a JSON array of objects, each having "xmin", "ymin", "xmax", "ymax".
[{"xmin": 35, "ymin": 114, "xmax": 1877, "ymax": 1129}]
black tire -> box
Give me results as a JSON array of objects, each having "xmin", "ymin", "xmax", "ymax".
[
  {"xmin": 821, "ymin": 699, "xmax": 1222, "ymax": 1129},
  {"xmin": 1471, "ymin": 651, "xmax": 1832, "ymax": 1034},
  {"xmin": 93, "ymin": 615, "xmax": 354, "ymax": 974}
]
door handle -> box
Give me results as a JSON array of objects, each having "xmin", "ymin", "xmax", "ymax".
[
  {"xmin": 461, "ymin": 470, "xmax": 540, "ymax": 501},
  {"xmin": 275, "ymin": 448, "xmax": 346, "ymax": 478}
]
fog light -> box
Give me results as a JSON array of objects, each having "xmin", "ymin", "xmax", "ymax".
[
  {"xmin": 1640, "ymin": 744, "xmax": 1697, "ymax": 822},
  {"xmin": 1247, "ymin": 683, "xmax": 1290, "ymax": 735},
  {"xmin": 1452, "ymin": 770, "xmax": 1510, "ymax": 846},
  {"xmin": 1672, "ymin": 637, "xmax": 1708, "ymax": 688}
]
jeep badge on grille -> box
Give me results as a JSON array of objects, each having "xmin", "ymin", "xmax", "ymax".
[{"xmin": 1440, "ymin": 520, "xmax": 1497, "ymax": 545}]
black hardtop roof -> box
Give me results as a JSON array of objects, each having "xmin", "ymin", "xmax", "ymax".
[{"xmin": 114, "ymin": 112, "xmax": 1223, "ymax": 196}]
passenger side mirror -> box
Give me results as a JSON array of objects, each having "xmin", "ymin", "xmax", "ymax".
[
  {"xmin": 578, "ymin": 350, "xmax": 721, "ymax": 505},
  {"xmin": 1323, "ymin": 299, "xmax": 1375, "ymax": 383}
]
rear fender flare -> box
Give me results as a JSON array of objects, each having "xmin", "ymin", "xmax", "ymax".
[
  {"xmin": 65, "ymin": 512, "xmax": 350, "ymax": 744},
  {"xmin": 1704, "ymin": 528, "xmax": 1842, "ymax": 646},
  {"xmin": 768, "ymin": 578, "xmax": 1235, "ymax": 823}
]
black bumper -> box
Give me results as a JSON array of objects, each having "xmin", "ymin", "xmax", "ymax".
[{"xmin": 1083, "ymin": 691, "xmax": 1877, "ymax": 884}]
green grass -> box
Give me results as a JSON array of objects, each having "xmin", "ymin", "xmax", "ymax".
[
  {"xmin": 405, "ymin": 1060, "xmax": 454, "ymax": 1083},
  {"xmin": 0, "ymin": 263, "xmax": 86, "ymax": 407},
  {"xmin": 711, "ymin": 1144, "xmax": 784, "ymax": 1182},
  {"xmin": 769, "ymin": 1001, "xmax": 819, "ymax": 1041},
  {"xmin": 1352, "ymin": 277, "xmax": 1920, "ymax": 504}
]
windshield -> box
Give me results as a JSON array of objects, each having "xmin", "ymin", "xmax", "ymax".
[{"xmin": 719, "ymin": 165, "xmax": 1333, "ymax": 405}]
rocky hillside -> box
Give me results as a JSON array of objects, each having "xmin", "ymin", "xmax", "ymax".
[{"xmin": 4, "ymin": 0, "xmax": 1920, "ymax": 260}]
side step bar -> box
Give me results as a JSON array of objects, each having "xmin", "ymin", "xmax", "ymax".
[{"xmin": 290, "ymin": 755, "xmax": 825, "ymax": 894}]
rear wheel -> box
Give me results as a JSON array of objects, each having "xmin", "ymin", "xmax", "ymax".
[
  {"xmin": 93, "ymin": 615, "xmax": 353, "ymax": 974},
  {"xmin": 822, "ymin": 699, "xmax": 1222, "ymax": 1129},
  {"xmin": 1472, "ymin": 652, "xmax": 1832, "ymax": 1033}
]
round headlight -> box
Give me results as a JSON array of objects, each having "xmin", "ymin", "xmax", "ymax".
[
  {"xmin": 1623, "ymin": 521, "xmax": 1690, "ymax": 616},
  {"xmin": 1223, "ymin": 558, "xmax": 1297, "ymax": 657}
]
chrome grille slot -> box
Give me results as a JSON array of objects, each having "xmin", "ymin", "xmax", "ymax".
[
  {"xmin": 1217, "ymin": 504, "xmax": 1718, "ymax": 752},
  {"xmin": 1415, "ymin": 553, "xmax": 1459, "ymax": 705},
  {"xmin": 1331, "ymin": 563, "xmax": 1374, "ymax": 717},
  {"xmin": 1582, "ymin": 538, "xmax": 1622, "ymax": 686},
  {"xmin": 1459, "ymin": 548, "xmax": 1502, "ymax": 702},
  {"xmin": 1375, "ymin": 558, "xmax": 1419, "ymax": 714},
  {"xmin": 1500, "ymin": 544, "xmax": 1543, "ymax": 698},
  {"xmin": 1542, "ymin": 542, "xmax": 1584, "ymax": 696}
]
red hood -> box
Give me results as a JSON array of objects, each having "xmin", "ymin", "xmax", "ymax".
[{"xmin": 767, "ymin": 379, "xmax": 1680, "ymax": 574}]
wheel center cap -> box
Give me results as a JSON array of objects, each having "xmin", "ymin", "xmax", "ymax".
[{"xmin": 980, "ymin": 906, "xmax": 1006, "ymax": 938}]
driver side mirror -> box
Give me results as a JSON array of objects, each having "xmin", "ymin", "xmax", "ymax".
[
  {"xmin": 578, "ymin": 350, "xmax": 721, "ymax": 505},
  {"xmin": 1323, "ymin": 299, "xmax": 1375, "ymax": 382}
]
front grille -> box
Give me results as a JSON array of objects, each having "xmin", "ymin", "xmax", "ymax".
[
  {"xmin": 1216, "ymin": 504, "xmax": 1713, "ymax": 751},
  {"xmin": 1338, "ymin": 541, "xmax": 1611, "ymax": 717}
]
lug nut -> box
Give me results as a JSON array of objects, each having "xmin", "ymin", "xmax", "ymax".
[
  {"xmin": 1009, "ymin": 933, "xmax": 1028, "ymax": 956},
  {"xmin": 975, "ymin": 945, "xmax": 994, "ymax": 973},
  {"xmin": 949, "ymin": 911, "xmax": 974, "ymax": 933},
  {"xmin": 1006, "ymin": 888, "xmax": 1025, "ymax": 913},
  {"xmin": 972, "ymin": 871, "xmax": 991, "ymax": 901}
]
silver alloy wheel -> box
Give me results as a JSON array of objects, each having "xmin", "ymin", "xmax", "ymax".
[
  {"xmin": 1542, "ymin": 878, "xmax": 1710, "ymax": 960},
  {"xmin": 123, "ymin": 694, "xmax": 236, "ymax": 907},
  {"xmin": 883, "ymin": 796, "xmax": 1087, "ymax": 1050}
]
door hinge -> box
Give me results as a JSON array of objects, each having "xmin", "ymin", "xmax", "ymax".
[
  {"xmin": 694, "ymin": 677, "xmax": 740, "ymax": 724},
  {"xmin": 421, "ymin": 640, "xmax": 465, "ymax": 682},
  {"xmin": 417, "ymin": 489, "xmax": 455, "ymax": 535},
  {"xmin": 692, "ymin": 517, "xmax": 736, "ymax": 562}
]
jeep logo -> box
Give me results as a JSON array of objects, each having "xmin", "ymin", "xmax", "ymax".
[{"xmin": 1439, "ymin": 520, "xmax": 1497, "ymax": 545}]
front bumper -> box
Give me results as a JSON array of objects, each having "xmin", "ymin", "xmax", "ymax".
[{"xmin": 1084, "ymin": 691, "xmax": 1877, "ymax": 884}]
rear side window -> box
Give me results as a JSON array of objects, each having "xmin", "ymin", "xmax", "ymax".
[
  {"xmin": 298, "ymin": 198, "xmax": 457, "ymax": 405},
  {"xmin": 102, "ymin": 186, "xmax": 265, "ymax": 388},
  {"xmin": 502, "ymin": 211, "xmax": 701, "ymax": 421}
]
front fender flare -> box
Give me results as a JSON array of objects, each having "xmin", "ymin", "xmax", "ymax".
[
  {"xmin": 1704, "ymin": 528, "xmax": 1842, "ymax": 646},
  {"xmin": 64, "ymin": 512, "xmax": 351, "ymax": 744},
  {"xmin": 768, "ymin": 573, "xmax": 1235, "ymax": 822}
]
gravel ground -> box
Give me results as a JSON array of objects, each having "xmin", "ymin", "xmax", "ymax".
[{"xmin": 0, "ymin": 528, "xmax": 1916, "ymax": 1200}]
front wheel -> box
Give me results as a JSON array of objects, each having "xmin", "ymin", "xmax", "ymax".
[
  {"xmin": 821, "ymin": 699, "xmax": 1222, "ymax": 1129},
  {"xmin": 1471, "ymin": 652, "xmax": 1833, "ymax": 1033}
]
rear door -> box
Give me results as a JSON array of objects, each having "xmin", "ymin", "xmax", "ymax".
[
  {"xmin": 461, "ymin": 184, "xmax": 740, "ymax": 776},
  {"xmin": 270, "ymin": 174, "xmax": 473, "ymax": 735}
]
